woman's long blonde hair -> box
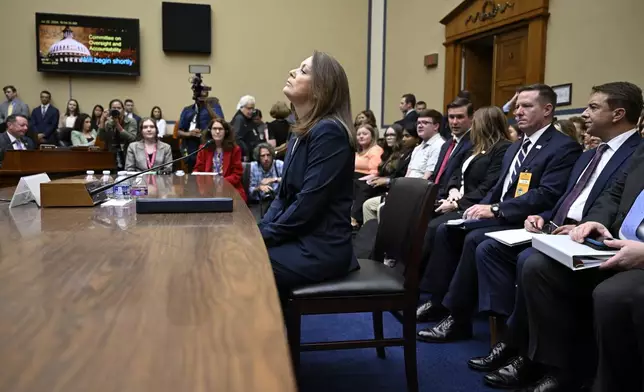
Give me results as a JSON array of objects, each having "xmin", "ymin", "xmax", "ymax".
[
  {"xmin": 290, "ymin": 51, "xmax": 356, "ymax": 150},
  {"xmin": 470, "ymin": 106, "xmax": 510, "ymax": 155}
]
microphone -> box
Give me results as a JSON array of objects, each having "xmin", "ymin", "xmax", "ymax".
[{"xmin": 89, "ymin": 139, "xmax": 215, "ymax": 196}]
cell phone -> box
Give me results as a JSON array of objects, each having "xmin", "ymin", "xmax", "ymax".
[{"xmin": 583, "ymin": 237, "xmax": 616, "ymax": 251}]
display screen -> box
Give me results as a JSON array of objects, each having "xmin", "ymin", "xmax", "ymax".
[{"xmin": 36, "ymin": 13, "xmax": 140, "ymax": 76}]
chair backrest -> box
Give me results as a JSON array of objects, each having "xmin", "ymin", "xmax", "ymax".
[
  {"xmin": 58, "ymin": 127, "xmax": 73, "ymax": 147},
  {"xmin": 373, "ymin": 178, "xmax": 438, "ymax": 289},
  {"xmin": 242, "ymin": 162, "xmax": 251, "ymax": 199}
]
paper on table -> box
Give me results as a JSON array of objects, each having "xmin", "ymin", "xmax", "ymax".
[
  {"xmin": 191, "ymin": 172, "xmax": 219, "ymax": 176},
  {"xmin": 485, "ymin": 228, "xmax": 534, "ymax": 247},
  {"xmin": 101, "ymin": 199, "xmax": 134, "ymax": 207}
]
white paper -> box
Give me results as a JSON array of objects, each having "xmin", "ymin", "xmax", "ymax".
[
  {"xmin": 485, "ymin": 228, "xmax": 534, "ymax": 247},
  {"xmin": 9, "ymin": 173, "xmax": 50, "ymax": 208},
  {"xmin": 101, "ymin": 199, "xmax": 134, "ymax": 207},
  {"xmin": 191, "ymin": 172, "xmax": 219, "ymax": 176}
]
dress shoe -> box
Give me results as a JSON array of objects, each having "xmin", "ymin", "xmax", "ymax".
[
  {"xmin": 416, "ymin": 300, "xmax": 449, "ymax": 322},
  {"xmin": 516, "ymin": 375, "xmax": 586, "ymax": 392},
  {"xmin": 484, "ymin": 355, "xmax": 543, "ymax": 389},
  {"xmin": 417, "ymin": 315, "xmax": 472, "ymax": 343},
  {"xmin": 468, "ymin": 341, "xmax": 517, "ymax": 372}
]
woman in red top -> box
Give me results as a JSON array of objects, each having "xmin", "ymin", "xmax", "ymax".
[{"xmin": 194, "ymin": 117, "xmax": 247, "ymax": 202}]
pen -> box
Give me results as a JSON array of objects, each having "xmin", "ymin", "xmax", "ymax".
[{"xmin": 530, "ymin": 221, "xmax": 544, "ymax": 234}]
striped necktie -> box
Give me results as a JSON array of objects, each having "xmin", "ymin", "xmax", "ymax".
[{"xmin": 508, "ymin": 138, "xmax": 532, "ymax": 186}]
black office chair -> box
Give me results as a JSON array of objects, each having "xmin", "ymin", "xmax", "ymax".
[
  {"xmin": 286, "ymin": 178, "xmax": 438, "ymax": 392},
  {"xmin": 242, "ymin": 162, "xmax": 251, "ymax": 201},
  {"xmin": 58, "ymin": 127, "xmax": 73, "ymax": 147}
]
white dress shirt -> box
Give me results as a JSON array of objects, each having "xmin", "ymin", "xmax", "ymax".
[
  {"xmin": 407, "ymin": 133, "xmax": 445, "ymax": 178},
  {"xmin": 156, "ymin": 119, "xmax": 167, "ymax": 137},
  {"xmin": 566, "ymin": 129, "xmax": 637, "ymax": 221},
  {"xmin": 501, "ymin": 124, "xmax": 550, "ymax": 200},
  {"xmin": 41, "ymin": 104, "xmax": 49, "ymax": 116},
  {"xmin": 65, "ymin": 115, "xmax": 77, "ymax": 128},
  {"xmin": 7, "ymin": 132, "xmax": 26, "ymax": 150}
]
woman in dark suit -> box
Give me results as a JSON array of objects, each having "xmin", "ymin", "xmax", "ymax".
[
  {"xmin": 194, "ymin": 117, "xmax": 246, "ymax": 202},
  {"xmin": 259, "ymin": 51, "xmax": 359, "ymax": 304}
]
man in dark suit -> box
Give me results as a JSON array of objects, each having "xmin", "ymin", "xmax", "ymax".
[
  {"xmin": 30, "ymin": 90, "xmax": 60, "ymax": 145},
  {"xmin": 394, "ymin": 93, "xmax": 419, "ymax": 129},
  {"xmin": 416, "ymin": 84, "xmax": 582, "ymax": 341},
  {"xmin": 0, "ymin": 115, "xmax": 36, "ymax": 166},
  {"xmin": 471, "ymin": 82, "xmax": 644, "ymax": 390},
  {"xmin": 124, "ymin": 99, "xmax": 141, "ymax": 127},
  {"xmin": 430, "ymin": 97, "xmax": 474, "ymax": 199},
  {"xmin": 516, "ymin": 87, "xmax": 644, "ymax": 392}
]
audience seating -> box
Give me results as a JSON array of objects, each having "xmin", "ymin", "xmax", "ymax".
[{"xmin": 286, "ymin": 177, "xmax": 439, "ymax": 392}]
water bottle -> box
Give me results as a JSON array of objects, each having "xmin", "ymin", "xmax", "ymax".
[
  {"xmin": 130, "ymin": 175, "xmax": 148, "ymax": 197},
  {"xmin": 113, "ymin": 171, "xmax": 132, "ymax": 200},
  {"xmin": 101, "ymin": 170, "xmax": 114, "ymax": 199},
  {"xmin": 85, "ymin": 170, "xmax": 96, "ymax": 182}
]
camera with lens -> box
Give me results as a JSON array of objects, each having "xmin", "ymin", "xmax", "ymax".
[
  {"xmin": 189, "ymin": 64, "xmax": 212, "ymax": 103},
  {"xmin": 110, "ymin": 109, "xmax": 120, "ymax": 117}
]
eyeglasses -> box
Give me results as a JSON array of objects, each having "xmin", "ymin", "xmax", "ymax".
[
  {"xmin": 211, "ymin": 127, "xmax": 225, "ymax": 132},
  {"xmin": 417, "ymin": 120, "xmax": 436, "ymax": 126}
]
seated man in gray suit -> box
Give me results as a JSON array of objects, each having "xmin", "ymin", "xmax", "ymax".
[
  {"xmin": 0, "ymin": 115, "xmax": 36, "ymax": 166},
  {"xmin": 0, "ymin": 85, "xmax": 30, "ymax": 124}
]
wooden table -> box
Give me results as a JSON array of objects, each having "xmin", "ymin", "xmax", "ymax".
[
  {"xmin": 0, "ymin": 149, "xmax": 116, "ymax": 188},
  {"xmin": 0, "ymin": 174, "xmax": 296, "ymax": 392}
]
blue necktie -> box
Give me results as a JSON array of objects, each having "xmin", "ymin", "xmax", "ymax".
[{"xmin": 620, "ymin": 190, "xmax": 644, "ymax": 241}]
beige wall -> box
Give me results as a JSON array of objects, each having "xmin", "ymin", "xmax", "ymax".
[
  {"xmin": 383, "ymin": 0, "xmax": 461, "ymax": 126},
  {"xmin": 544, "ymin": 0, "xmax": 644, "ymax": 108},
  {"xmin": 383, "ymin": 0, "xmax": 644, "ymax": 126},
  {"xmin": 0, "ymin": 0, "xmax": 368, "ymax": 123}
]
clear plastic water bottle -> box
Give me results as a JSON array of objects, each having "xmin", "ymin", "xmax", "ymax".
[
  {"xmin": 85, "ymin": 170, "xmax": 96, "ymax": 182},
  {"xmin": 130, "ymin": 175, "xmax": 148, "ymax": 197},
  {"xmin": 101, "ymin": 170, "xmax": 114, "ymax": 199},
  {"xmin": 113, "ymin": 171, "xmax": 132, "ymax": 200}
]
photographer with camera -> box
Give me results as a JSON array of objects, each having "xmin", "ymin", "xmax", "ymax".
[
  {"xmin": 97, "ymin": 98, "xmax": 137, "ymax": 169},
  {"xmin": 177, "ymin": 69, "xmax": 224, "ymax": 172}
]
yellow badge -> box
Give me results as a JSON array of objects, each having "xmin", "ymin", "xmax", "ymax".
[{"xmin": 514, "ymin": 172, "xmax": 532, "ymax": 197}]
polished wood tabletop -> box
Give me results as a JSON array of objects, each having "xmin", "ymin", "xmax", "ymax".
[{"xmin": 0, "ymin": 174, "xmax": 296, "ymax": 392}]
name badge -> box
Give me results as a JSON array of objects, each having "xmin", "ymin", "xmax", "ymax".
[{"xmin": 514, "ymin": 172, "xmax": 532, "ymax": 197}]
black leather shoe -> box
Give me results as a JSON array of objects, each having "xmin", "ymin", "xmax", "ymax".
[
  {"xmin": 468, "ymin": 341, "xmax": 517, "ymax": 372},
  {"xmin": 416, "ymin": 300, "xmax": 449, "ymax": 322},
  {"xmin": 417, "ymin": 315, "xmax": 472, "ymax": 343},
  {"xmin": 516, "ymin": 375, "xmax": 586, "ymax": 392},
  {"xmin": 484, "ymin": 355, "xmax": 543, "ymax": 389}
]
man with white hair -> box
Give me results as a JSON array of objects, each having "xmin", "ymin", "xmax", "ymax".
[{"xmin": 232, "ymin": 95, "xmax": 263, "ymax": 161}]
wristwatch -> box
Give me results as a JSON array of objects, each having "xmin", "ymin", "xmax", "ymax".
[{"xmin": 491, "ymin": 203, "xmax": 501, "ymax": 218}]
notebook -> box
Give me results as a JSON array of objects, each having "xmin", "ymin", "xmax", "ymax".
[
  {"xmin": 531, "ymin": 235, "xmax": 617, "ymax": 270},
  {"xmin": 485, "ymin": 228, "xmax": 534, "ymax": 247}
]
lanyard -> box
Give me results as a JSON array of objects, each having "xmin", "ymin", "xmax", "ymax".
[{"xmin": 146, "ymin": 145, "xmax": 157, "ymax": 169}]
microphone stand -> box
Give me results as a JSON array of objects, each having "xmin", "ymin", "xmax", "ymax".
[{"xmin": 89, "ymin": 139, "xmax": 214, "ymax": 196}]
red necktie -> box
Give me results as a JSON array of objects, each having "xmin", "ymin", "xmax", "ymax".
[{"xmin": 434, "ymin": 139, "xmax": 455, "ymax": 184}]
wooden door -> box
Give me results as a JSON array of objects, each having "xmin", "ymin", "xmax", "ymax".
[
  {"xmin": 492, "ymin": 28, "xmax": 529, "ymax": 110},
  {"xmin": 463, "ymin": 42, "xmax": 493, "ymax": 110}
]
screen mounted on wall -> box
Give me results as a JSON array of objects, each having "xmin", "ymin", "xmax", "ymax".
[{"xmin": 35, "ymin": 13, "xmax": 140, "ymax": 76}]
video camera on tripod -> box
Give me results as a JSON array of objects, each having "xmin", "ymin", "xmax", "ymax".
[{"xmin": 189, "ymin": 65, "xmax": 212, "ymax": 103}]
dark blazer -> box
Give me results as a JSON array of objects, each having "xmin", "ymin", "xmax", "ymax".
[
  {"xmin": 582, "ymin": 141, "xmax": 644, "ymax": 236},
  {"xmin": 30, "ymin": 105, "xmax": 60, "ymax": 144},
  {"xmin": 194, "ymin": 144, "xmax": 246, "ymax": 202},
  {"xmin": 447, "ymin": 140, "xmax": 511, "ymax": 210},
  {"xmin": 260, "ymin": 119, "xmax": 358, "ymax": 281},
  {"xmin": 394, "ymin": 110, "xmax": 419, "ymax": 129},
  {"xmin": 480, "ymin": 125, "xmax": 583, "ymax": 223},
  {"xmin": 431, "ymin": 132, "xmax": 473, "ymax": 199},
  {"xmin": 0, "ymin": 132, "xmax": 36, "ymax": 165},
  {"xmin": 543, "ymin": 132, "xmax": 642, "ymax": 221}
]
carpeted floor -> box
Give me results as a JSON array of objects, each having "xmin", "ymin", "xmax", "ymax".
[{"xmin": 298, "ymin": 311, "xmax": 498, "ymax": 392}]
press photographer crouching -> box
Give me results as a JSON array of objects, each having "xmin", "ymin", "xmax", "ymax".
[
  {"xmin": 97, "ymin": 99, "xmax": 137, "ymax": 169},
  {"xmin": 248, "ymin": 142, "xmax": 283, "ymax": 202},
  {"xmin": 125, "ymin": 117, "xmax": 173, "ymax": 173}
]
